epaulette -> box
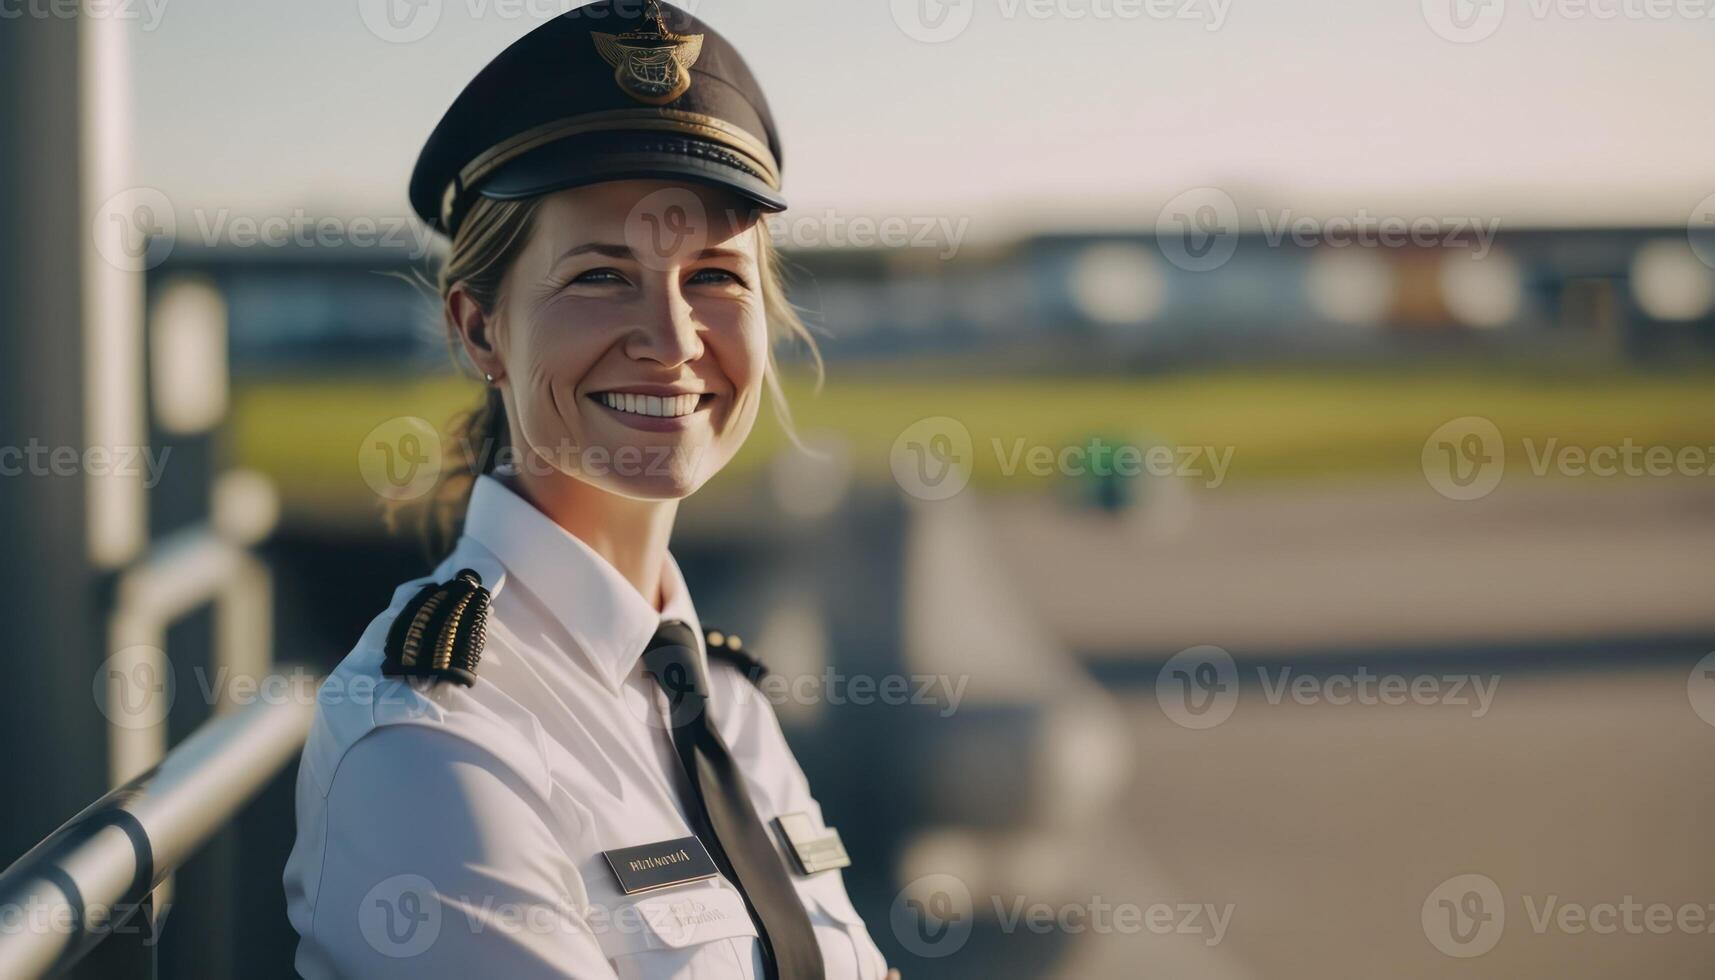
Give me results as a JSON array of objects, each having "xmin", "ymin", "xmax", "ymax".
[
  {"xmin": 381, "ymin": 568, "xmax": 491, "ymax": 686},
  {"xmin": 702, "ymin": 626, "xmax": 769, "ymax": 686}
]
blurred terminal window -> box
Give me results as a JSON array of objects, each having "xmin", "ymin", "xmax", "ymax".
[{"xmin": 220, "ymin": 269, "xmax": 443, "ymax": 375}]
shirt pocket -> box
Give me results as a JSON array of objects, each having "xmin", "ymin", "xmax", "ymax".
[
  {"xmin": 592, "ymin": 881, "xmax": 762, "ymax": 980},
  {"xmin": 796, "ymin": 873, "xmax": 890, "ymax": 980}
]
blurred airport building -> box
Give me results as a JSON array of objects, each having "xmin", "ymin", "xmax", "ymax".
[{"xmin": 160, "ymin": 225, "xmax": 1715, "ymax": 381}]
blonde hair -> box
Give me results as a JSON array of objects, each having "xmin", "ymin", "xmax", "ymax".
[{"xmin": 394, "ymin": 192, "xmax": 821, "ymax": 563}]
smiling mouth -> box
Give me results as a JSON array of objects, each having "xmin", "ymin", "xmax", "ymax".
[{"xmin": 589, "ymin": 391, "xmax": 712, "ymax": 419}]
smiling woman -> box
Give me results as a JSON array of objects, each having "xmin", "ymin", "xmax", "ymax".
[
  {"xmin": 440, "ymin": 181, "xmax": 780, "ymax": 572},
  {"xmin": 405, "ymin": 183, "xmax": 818, "ymax": 564},
  {"xmin": 280, "ymin": 4, "xmax": 894, "ymax": 979}
]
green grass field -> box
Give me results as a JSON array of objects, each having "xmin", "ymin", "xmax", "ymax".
[{"xmin": 229, "ymin": 364, "xmax": 1715, "ymax": 524}]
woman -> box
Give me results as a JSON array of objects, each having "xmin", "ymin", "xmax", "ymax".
[{"xmin": 283, "ymin": 4, "xmax": 895, "ymax": 977}]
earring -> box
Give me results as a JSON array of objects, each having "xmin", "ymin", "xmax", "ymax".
[{"xmin": 484, "ymin": 373, "xmax": 495, "ymax": 384}]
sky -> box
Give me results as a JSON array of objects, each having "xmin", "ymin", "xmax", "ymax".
[{"xmin": 125, "ymin": 0, "xmax": 1715, "ymax": 240}]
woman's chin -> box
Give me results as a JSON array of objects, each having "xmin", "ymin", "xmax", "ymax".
[
  {"xmin": 589, "ymin": 471, "xmax": 705, "ymax": 502},
  {"xmin": 563, "ymin": 445, "xmax": 709, "ymax": 500},
  {"xmin": 517, "ymin": 429, "xmax": 714, "ymax": 495}
]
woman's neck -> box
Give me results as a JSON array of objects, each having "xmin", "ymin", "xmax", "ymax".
[{"xmin": 502, "ymin": 467, "xmax": 680, "ymax": 612}]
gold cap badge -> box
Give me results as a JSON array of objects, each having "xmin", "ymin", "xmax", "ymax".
[{"xmin": 592, "ymin": 1, "xmax": 704, "ymax": 106}]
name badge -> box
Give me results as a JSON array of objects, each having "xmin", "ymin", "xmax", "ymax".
[
  {"xmin": 603, "ymin": 836, "xmax": 720, "ymax": 895},
  {"xmin": 773, "ymin": 813, "xmax": 852, "ymax": 875}
]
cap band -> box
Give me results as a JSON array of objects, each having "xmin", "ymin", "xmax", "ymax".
[{"xmin": 444, "ymin": 107, "xmax": 781, "ymax": 229}]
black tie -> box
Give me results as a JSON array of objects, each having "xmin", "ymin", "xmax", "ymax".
[{"xmin": 642, "ymin": 620, "xmax": 826, "ymax": 980}]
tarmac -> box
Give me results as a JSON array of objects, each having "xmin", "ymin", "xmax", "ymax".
[
  {"xmin": 1052, "ymin": 663, "xmax": 1715, "ymax": 978},
  {"xmin": 970, "ymin": 476, "xmax": 1715, "ymax": 978}
]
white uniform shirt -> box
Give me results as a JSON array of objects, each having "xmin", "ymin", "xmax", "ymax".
[{"xmin": 283, "ymin": 475, "xmax": 890, "ymax": 979}]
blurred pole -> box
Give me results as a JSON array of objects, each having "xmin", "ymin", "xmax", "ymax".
[
  {"xmin": 0, "ymin": 6, "xmax": 131, "ymax": 977},
  {"xmin": 0, "ymin": 9, "xmax": 158, "ymax": 977},
  {"xmin": 0, "ymin": 0, "xmax": 107, "ymax": 854}
]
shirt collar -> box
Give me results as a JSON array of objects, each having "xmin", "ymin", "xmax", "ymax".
[{"xmin": 461, "ymin": 473, "xmax": 703, "ymax": 693}]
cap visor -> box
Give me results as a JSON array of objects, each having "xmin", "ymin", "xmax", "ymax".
[{"xmin": 478, "ymin": 133, "xmax": 786, "ymax": 213}]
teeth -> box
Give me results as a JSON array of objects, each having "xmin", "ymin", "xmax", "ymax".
[{"xmin": 597, "ymin": 391, "xmax": 702, "ymax": 418}]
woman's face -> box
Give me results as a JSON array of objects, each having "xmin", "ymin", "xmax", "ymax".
[{"xmin": 475, "ymin": 179, "xmax": 768, "ymax": 500}]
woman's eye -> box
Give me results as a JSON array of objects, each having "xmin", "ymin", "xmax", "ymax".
[
  {"xmin": 688, "ymin": 268, "xmax": 747, "ymax": 288},
  {"xmin": 570, "ymin": 267, "xmax": 628, "ymax": 286}
]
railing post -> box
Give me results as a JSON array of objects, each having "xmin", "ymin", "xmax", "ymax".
[{"xmin": 0, "ymin": 13, "xmax": 135, "ymax": 980}]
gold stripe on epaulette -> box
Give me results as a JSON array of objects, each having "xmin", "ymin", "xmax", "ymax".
[
  {"xmin": 401, "ymin": 588, "xmax": 452, "ymax": 669},
  {"xmin": 434, "ymin": 589, "xmax": 477, "ymax": 671}
]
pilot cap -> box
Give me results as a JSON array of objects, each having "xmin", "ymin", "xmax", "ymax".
[{"xmin": 409, "ymin": 0, "xmax": 785, "ymax": 236}]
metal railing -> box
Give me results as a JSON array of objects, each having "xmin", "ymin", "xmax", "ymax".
[{"xmin": 0, "ymin": 682, "xmax": 315, "ymax": 978}]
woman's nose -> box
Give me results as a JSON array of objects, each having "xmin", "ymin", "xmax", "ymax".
[{"xmin": 625, "ymin": 279, "xmax": 705, "ymax": 367}]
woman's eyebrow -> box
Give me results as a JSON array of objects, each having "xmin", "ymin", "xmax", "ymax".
[
  {"xmin": 551, "ymin": 242, "xmax": 633, "ymax": 264},
  {"xmin": 549, "ymin": 243, "xmax": 754, "ymax": 264},
  {"xmin": 693, "ymin": 246, "xmax": 755, "ymax": 263}
]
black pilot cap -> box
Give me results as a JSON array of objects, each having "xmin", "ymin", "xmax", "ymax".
[{"xmin": 409, "ymin": 0, "xmax": 785, "ymax": 237}]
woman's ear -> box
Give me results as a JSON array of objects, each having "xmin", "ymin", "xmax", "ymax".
[{"xmin": 448, "ymin": 283, "xmax": 505, "ymax": 383}]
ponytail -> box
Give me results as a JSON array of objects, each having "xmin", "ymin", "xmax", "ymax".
[{"xmin": 386, "ymin": 195, "xmax": 540, "ymax": 565}]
